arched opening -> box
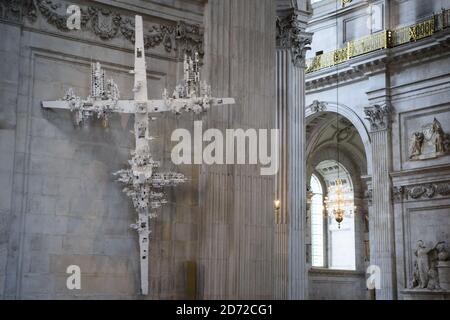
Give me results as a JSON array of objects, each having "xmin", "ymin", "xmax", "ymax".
[
  {"xmin": 306, "ymin": 109, "xmax": 370, "ymax": 299},
  {"xmin": 317, "ymin": 160, "xmax": 355, "ymax": 270}
]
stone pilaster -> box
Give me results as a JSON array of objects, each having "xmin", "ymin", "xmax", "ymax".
[
  {"xmin": 364, "ymin": 104, "xmax": 397, "ymax": 300},
  {"xmin": 199, "ymin": 0, "xmax": 276, "ymax": 300},
  {"xmin": 275, "ymin": 8, "xmax": 312, "ymax": 300}
]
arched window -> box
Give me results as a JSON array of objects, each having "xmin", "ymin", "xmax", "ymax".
[
  {"xmin": 312, "ymin": 160, "xmax": 356, "ymax": 270},
  {"xmin": 310, "ymin": 174, "xmax": 324, "ymax": 267}
]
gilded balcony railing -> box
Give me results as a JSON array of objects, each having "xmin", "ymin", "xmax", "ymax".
[
  {"xmin": 348, "ymin": 30, "xmax": 389, "ymax": 58},
  {"xmin": 390, "ymin": 17, "xmax": 435, "ymax": 46},
  {"xmin": 306, "ymin": 8, "xmax": 450, "ymax": 74}
]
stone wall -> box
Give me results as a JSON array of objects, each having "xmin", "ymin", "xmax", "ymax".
[
  {"xmin": 309, "ymin": 269, "xmax": 367, "ymax": 300},
  {"xmin": 0, "ymin": 0, "xmax": 205, "ymax": 299}
]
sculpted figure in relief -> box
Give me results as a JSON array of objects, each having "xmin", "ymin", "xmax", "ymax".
[
  {"xmin": 414, "ymin": 240, "xmax": 432, "ymax": 288},
  {"xmin": 409, "ymin": 118, "xmax": 449, "ymax": 160},
  {"xmin": 411, "ymin": 240, "xmax": 448, "ymax": 290},
  {"xmin": 409, "ymin": 132, "xmax": 424, "ymax": 159},
  {"xmin": 433, "ymin": 119, "xmax": 446, "ymax": 153}
]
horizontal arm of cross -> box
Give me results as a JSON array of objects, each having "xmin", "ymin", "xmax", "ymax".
[{"xmin": 42, "ymin": 97, "xmax": 236, "ymax": 115}]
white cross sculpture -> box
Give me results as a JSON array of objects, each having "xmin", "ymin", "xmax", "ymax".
[{"xmin": 42, "ymin": 15, "xmax": 235, "ymax": 295}]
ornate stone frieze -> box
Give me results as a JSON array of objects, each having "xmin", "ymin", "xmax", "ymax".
[
  {"xmin": 364, "ymin": 104, "xmax": 391, "ymax": 132},
  {"xmin": 398, "ymin": 181, "xmax": 450, "ymax": 200},
  {"xmin": 87, "ymin": 6, "xmax": 121, "ymax": 40},
  {"xmin": 0, "ymin": 0, "xmax": 203, "ymax": 58},
  {"xmin": 276, "ymin": 13, "xmax": 312, "ymax": 68},
  {"xmin": 409, "ymin": 118, "xmax": 450, "ymax": 161},
  {"xmin": 0, "ymin": 0, "xmax": 37, "ymax": 22}
]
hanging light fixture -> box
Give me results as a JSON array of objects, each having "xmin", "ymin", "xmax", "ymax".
[
  {"xmin": 323, "ymin": 167, "xmax": 348, "ymax": 229},
  {"xmin": 333, "ymin": 178, "xmax": 345, "ymax": 228}
]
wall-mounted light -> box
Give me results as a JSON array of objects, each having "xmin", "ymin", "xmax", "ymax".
[{"xmin": 274, "ymin": 200, "xmax": 281, "ymax": 211}]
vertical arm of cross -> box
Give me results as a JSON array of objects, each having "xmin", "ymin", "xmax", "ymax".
[{"xmin": 133, "ymin": 15, "xmax": 151, "ymax": 296}]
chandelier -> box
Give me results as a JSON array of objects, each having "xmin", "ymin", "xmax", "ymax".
[{"xmin": 326, "ymin": 177, "xmax": 347, "ymax": 228}]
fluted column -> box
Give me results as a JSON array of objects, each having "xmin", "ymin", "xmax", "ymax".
[
  {"xmin": 199, "ymin": 0, "xmax": 276, "ymax": 300},
  {"xmin": 275, "ymin": 8, "xmax": 312, "ymax": 300},
  {"xmin": 364, "ymin": 104, "xmax": 397, "ymax": 300}
]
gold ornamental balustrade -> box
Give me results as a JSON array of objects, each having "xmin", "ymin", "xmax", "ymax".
[{"xmin": 306, "ymin": 9, "xmax": 449, "ymax": 74}]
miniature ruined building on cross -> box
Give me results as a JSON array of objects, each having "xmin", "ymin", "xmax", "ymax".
[{"xmin": 41, "ymin": 15, "xmax": 235, "ymax": 295}]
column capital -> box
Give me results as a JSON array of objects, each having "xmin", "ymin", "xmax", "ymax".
[
  {"xmin": 364, "ymin": 104, "xmax": 392, "ymax": 132},
  {"xmin": 276, "ymin": 12, "xmax": 312, "ymax": 68}
]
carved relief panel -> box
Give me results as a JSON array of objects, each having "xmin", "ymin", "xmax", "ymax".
[
  {"xmin": 401, "ymin": 107, "xmax": 450, "ymax": 170},
  {"xmin": 409, "ymin": 118, "xmax": 450, "ymax": 161}
]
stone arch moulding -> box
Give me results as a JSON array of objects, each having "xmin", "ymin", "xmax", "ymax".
[{"xmin": 306, "ymin": 101, "xmax": 373, "ymax": 175}]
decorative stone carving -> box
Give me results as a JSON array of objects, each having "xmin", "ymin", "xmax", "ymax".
[
  {"xmin": 16, "ymin": 0, "xmax": 203, "ymax": 58},
  {"xmin": 437, "ymin": 241, "xmax": 450, "ymax": 290},
  {"xmin": 88, "ymin": 7, "xmax": 121, "ymax": 40},
  {"xmin": 364, "ymin": 104, "xmax": 391, "ymax": 132},
  {"xmin": 409, "ymin": 118, "xmax": 450, "ymax": 161},
  {"xmin": 392, "ymin": 186, "xmax": 405, "ymax": 202},
  {"xmin": 276, "ymin": 13, "xmax": 312, "ymax": 68},
  {"xmin": 411, "ymin": 240, "xmax": 449, "ymax": 290},
  {"xmin": 0, "ymin": 0, "xmax": 37, "ymax": 22},
  {"xmin": 364, "ymin": 188, "xmax": 373, "ymax": 205},
  {"xmin": 308, "ymin": 100, "xmax": 327, "ymax": 113},
  {"xmin": 173, "ymin": 21, "xmax": 204, "ymax": 58},
  {"xmin": 403, "ymin": 182, "xmax": 450, "ymax": 200},
  {"xmin": 408, "ymin": 184, "xmax": 436, "ymax": 199}
]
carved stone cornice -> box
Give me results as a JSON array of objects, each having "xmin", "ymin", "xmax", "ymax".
[
  {"xmin": 364, "ymin": 104, "xmax": 391, "ymax": 132},
  {"xmin": 276, "ymin": 12, "xmax": 312, "ymax": 68},
  {"xmin": 0, "ymin": 0, "xmax": 203, "ymax": 58}
]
